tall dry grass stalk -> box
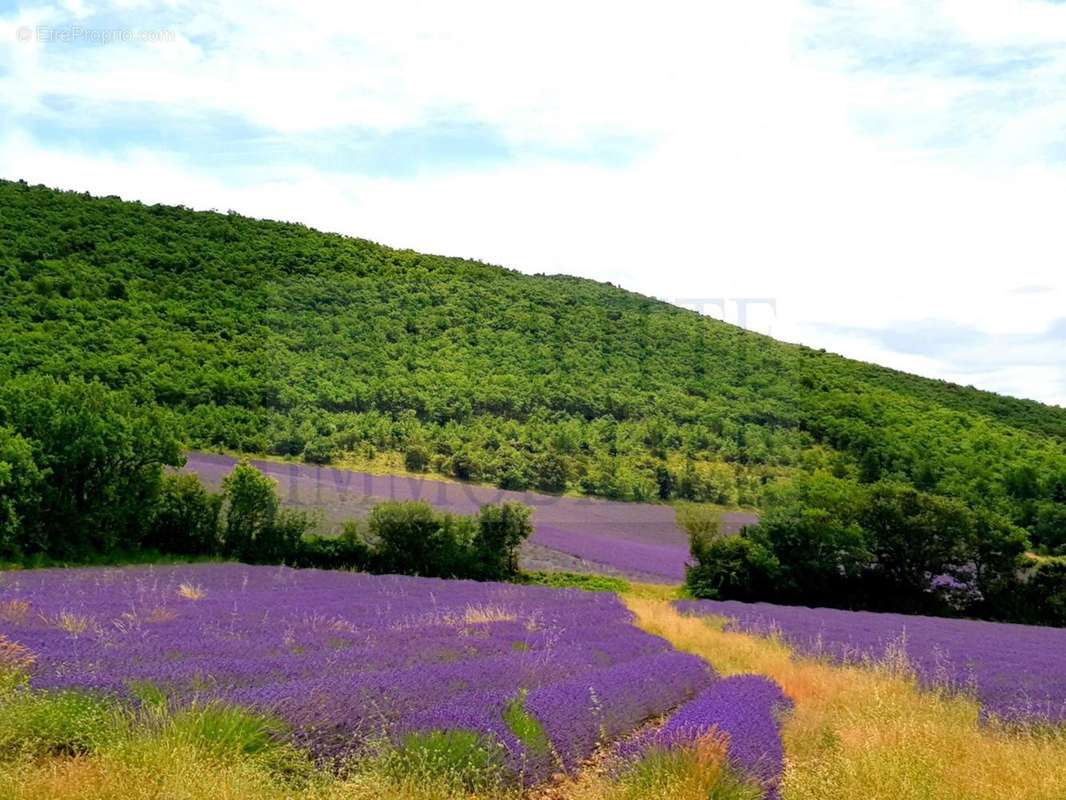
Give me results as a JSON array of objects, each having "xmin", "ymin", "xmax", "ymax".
[{"xmin": 624, "ymin": 596, "xmax": 1066, "ymax": 800}]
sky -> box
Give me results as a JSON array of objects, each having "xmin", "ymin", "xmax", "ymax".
[{"xmin": 1, "ymin": 0, "xmax": 1064, "ymax": 407}]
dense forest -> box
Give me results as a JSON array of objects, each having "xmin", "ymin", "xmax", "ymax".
[{"xmin": 1, "ymin": 179, "xmax": 1064, "ymax": 550}]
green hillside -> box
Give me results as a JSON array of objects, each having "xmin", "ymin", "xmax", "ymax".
[{"xmin": 1, "ymin": 179, "xmax": 1064, "ymax": 542}]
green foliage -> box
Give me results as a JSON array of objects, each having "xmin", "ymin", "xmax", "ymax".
[
  {"xmin": 404, "ymin": 444, "xmax": 430, "ymax": 472},
  {"xmin": 516, "ymin": 571, "xmax": 631, "ymax": 593},
  {"xmin": 221, "ymin": 462, "xmax": 281, "ymax": 559},
  {"xmin": 1034, "ymin": 501, "xmax": 1066, "ymax": 554},
  {"xmin": 0, "ymin": 426, "xmax": 40, "ymax": 558},
  {"xmin": 148, "ymin": 473, "xmax": 222, "ymax": 555},
  {"xmin": 687, "ymin": 472, "xmax": 1047, "ymax": 623},
  {"xmin": 364, "ymin": 500, "xmax": 528, "ymax": 580},
  {"xmin": 389, "ymin": 730, "xmax": 507, "ymax": 792},
  {"xmin": 163, "ymin": 703, "xmax": 285, "ymax": 759},
  {"xmin": 675, "ymin": 504, "xmax": 722, "ymax": 540},
  {"xmin": 502, "ymin": 689, "xmax": 550, "ymax": 758},
  {"xmin": 473, "ymin": 502, "xmax": 532, "ymax": 579},
  {"xmin": 367, "ymin": 501, "xmax": 472, "ymax": 577},
  {"xmin": 301, "ymin": 437, "xmax": 335, "ymax": 465},
  {"xmin": 686, "ymin": 536, "xmax": 779, "ymax": 602},
  {"xmin": 0, "ymin": 687, "xmax": 126, "ymax": 759},
  {"xmin": 0, "ymin": 374, "xmax": 183, "ymax": 560},
  {"xmin": 219, "ymin": 461, "xmax": 313, "ymax": 563},
  {"xmin": 3, "ymin": 180, "xmax": 1063, "ymax": 532}
]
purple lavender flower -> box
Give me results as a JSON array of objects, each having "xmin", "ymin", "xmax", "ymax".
[
  {"xmin": 677, "ymin": 598, "xmax": 1066, "ymax": 725},
  {"xmin": 0, "ymin": 564, "xmax": 712, "ymax": 779},
  {"xmin": 624, "ymin": 675, "xmax": 791, "ymax": 800}
]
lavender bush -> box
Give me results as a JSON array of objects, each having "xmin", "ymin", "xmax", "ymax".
[
  {"xmin": 623, "ymin": 675, "xmax": 791, "ymax": 800},
  {"xmin": 677, "ymin": 598, "xmax": 1066, "ymax": 724},
  {"xmin": 0, "ymin": 564, "xmax": 717, "ymax": 781}
]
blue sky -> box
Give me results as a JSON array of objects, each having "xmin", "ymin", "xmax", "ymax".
[{"xmin": 1, "ymin": 0, "xmax": 1064, "ymax": 406}]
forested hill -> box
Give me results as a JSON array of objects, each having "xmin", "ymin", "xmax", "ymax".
[{"xmin": 1, "ymin": 178, "xmax": 1064, "ymax": 542}]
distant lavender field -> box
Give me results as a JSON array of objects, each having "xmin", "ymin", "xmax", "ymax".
[
  {"xmin": 183, "ymin": 452, "xmax": 758, "ymax": 582},
  {"xmin": 677, "ymin": 599, "xmax": 1066, "ymax": 725},
  {"xmin": 1, "ymin": 565, "xmax": 722, "ymax": 782}
]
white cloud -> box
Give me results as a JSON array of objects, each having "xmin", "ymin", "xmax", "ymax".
[{"xmin": 1, "ymin": 0, "xmax": 1064, "ymax": 406}]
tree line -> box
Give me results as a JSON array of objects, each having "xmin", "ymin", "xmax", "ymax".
[
  {"xmin": 0, "ymin": 374, "xmax": 530, "ymax": 580},
  {"xmin": 686, "ymin": 473, "xmax": 1066, "ymax": 627}
]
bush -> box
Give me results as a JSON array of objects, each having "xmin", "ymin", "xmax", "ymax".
[
  {"xmin": 362, "ymin": 500, "xmax": 530, "ymax": 580},
  {"xmin": 148, "ymin": 474, "xmax": 222, "ymax": 555},
  {"xmin": 220, "ymin": 462, "xmax": 311, "ymax": 563},
  {"xmin": 294, "ymin": 525, "xmax": 370, "ymax": 570},
  {"xmin": 686, "ymin": 472, "xmax": 1039, "ymax": 623},
  {"xmin": 301, "ymin": 438, "xmax": 335, "ymax": 465},
  {"xmin": 686, "ymin": 536, "xmax": 778, "ymax": 602},
  {"xmin": 403, "ymin": 444, "xmax": 429, "ymax": 472},
  {"xmin": 1018, "ymin": 558, "xmax": 1066, "ymax": 627}
]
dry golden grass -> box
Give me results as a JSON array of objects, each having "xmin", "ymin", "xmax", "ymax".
[
  {"xmin": 625, "ymin": 596, "xmax": 1066, "ymax": 800},
  {"xmin": 462, "ymin": 605, "xmax": 519, "ymax": 625},
  {"xmin": 0, "ymin": 634, "xmax": 35, "ymax": 671},
  {"xmin": 0, "ymin": 599, "xmax": 31, "ymax": 624},
  {"xmin": 0, "ymin": 749, "xmax": 514, "ymax": 800},
  {"xmin": 536, "ymin": 734, "xmax": 758, "ymax": 800},
  {"xmin": 52, "ymin": 611, "xmax": 96, "ymax": 636},
  {"xmin": 177, "ymin": 582, "xmax": 206, "ymax": 600}
]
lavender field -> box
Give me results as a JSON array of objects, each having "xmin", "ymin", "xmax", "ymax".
[
  {"xmin": 0, "ymin": 565, "xmax": 788, "ymax": 789},
  {"xmin": 184, "ymin": 452, "xmax": 758, "ymax": 582},
  {"xmin": 677, "ymin": 599, "xmax": 1066, "ymax": 725}
]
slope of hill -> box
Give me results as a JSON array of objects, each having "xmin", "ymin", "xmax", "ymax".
[{"xmin": 1, "ymin": 179, "xmax": 1064, "ymax": 538}]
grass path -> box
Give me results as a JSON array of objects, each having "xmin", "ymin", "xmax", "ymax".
[{"xmin": 623, "ymin": 596, "xmax": 1066, "ymax": 800}]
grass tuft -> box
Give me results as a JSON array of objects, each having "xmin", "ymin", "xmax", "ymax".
[
  {"xmin": 177, "ymin": 582, "xmax": 206, "ymax": 600},
  {"xmin": 387, "ymin": 730, "xmax": 508, "ymax": 792}
]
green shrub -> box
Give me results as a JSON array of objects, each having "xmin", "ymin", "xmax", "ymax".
[
  {"xmin": 517, "ymin": 571, "xmax": 630, "ymax": 594},
  {"xmin": 0, "ymin": 688, "xmax": 126, "ymax": 758},
  {"xmin": 388, "ymin": 730, "xmax": 507, "ymax": 792},
  {"xmin": 502, "ymin": 690, "xmax": 550, "ymax": 759},
  {"xmin": 302, "ymin": 438, "xmax": 335, "ymax": 465},
  {"xmin": 149, "ymin": 473, "xmax": 222, "ymax": 555}
]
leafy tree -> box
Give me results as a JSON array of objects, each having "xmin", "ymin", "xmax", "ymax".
[
  {"xmin": 148, "ymin": 473, "xmax": 221, "ymax": 555},
  {"xmin": 0, "ymin": 375, "xmax": 183, "ymax": 558},
  {"xmin": 0, "ymin": 427, "xmax": 41, "ymax": 558},
  {"xmin": 860, "ymin": 483, "xmax": 973, "ymax": 605},
  {"xmin": 366, "ymin": 501, "xmax": 466, "ymax": 577},
  {"xmin": 686, "ymin": 535, "xmax": 778, "ymax": 602},
  {"xmin": 1034, "ymin": 502, "xmax": 1066, "ymax": 554},
  {"xmin": 221, "ymin": 461, "xmax": 281, "ymax": 561},
  {"xmin": 474, "ymin": 502, "xmax": 532, "ymax": 579},
  {"xmin": 302, "ymin": 438, "xmax": 335, "ymax": 465}
]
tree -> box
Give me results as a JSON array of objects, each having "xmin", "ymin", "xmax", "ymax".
[
  {"xmin": 968, "ymin": 509, "xmax": 1029, "ymax": 611},
  {"xmin": 686, "ymin": 535, "xmax": 779, "ymax": 602},
  {"xmin": 0, "ymin": 427, "xmax": 41, "ymax": 559},
  {"xmin": 404, "ymin": 444, "xmax": 430, "ymax": 473},
  {"xmin": 1035, "ymin": 502, "xmax": 1066, "ymax": 554},
  {"xmin": 474, "ymin": 502, "xmax": 532, "ymax": 579},
  {"xmin": 0, "ymin": 376, "xmax": 183, "ymax": 558},
  {"xmin": 221, "ymin": 462, "xmax": 280, "ymax": 561},
  {"xmin": 149, "ymin": 473, "xmax": 222, "ymax": 555},
  {"xmin": 367, "ymin": 501, "xmax": 462, "ymax": 577}
]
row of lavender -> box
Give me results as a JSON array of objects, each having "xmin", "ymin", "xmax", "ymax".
[
  {"xmin": 185, "ymin": 452, "xmax": 763, "ymax": 582},
  {"xmin": 0, "ymin": 565, "xmax": 789, "ymax": 791},
  {"xmin": 677, "ymin": 598, "xmax": 1066, "ymax": 725}
]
